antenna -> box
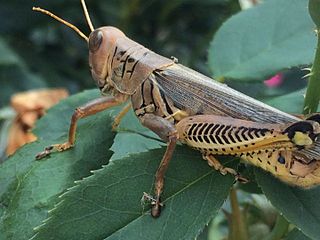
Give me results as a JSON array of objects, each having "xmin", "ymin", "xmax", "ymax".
[
  {"xmin": 81, "ymin": 0, "xmax": 95, "ymax": 32},
  {"xmin": 32, "ymin": 7, "xmax": 89, "ymax": 42}
]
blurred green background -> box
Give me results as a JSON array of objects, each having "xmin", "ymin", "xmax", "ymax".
[{"xmin": 0, "ymin": 0, "xmax": 240, "ymax": 107}]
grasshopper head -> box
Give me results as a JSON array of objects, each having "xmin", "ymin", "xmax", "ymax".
[
  {"xmin": 33, "ymin": 2, "xmax": 127, "ymax": 97},
  {"xmin": 88, "ymin": 27, "xmax": 125, "ymax": 93}
]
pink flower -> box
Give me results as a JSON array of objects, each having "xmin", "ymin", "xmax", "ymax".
[{"xmin": 264, "ymin": 73, "xmax": 283, "ymax": 87}]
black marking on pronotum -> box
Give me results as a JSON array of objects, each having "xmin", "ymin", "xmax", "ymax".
[
  {"xmin": 143, "ymin": 51, "xmax": 148, "ymax": 57},
  {"xmin": 111, "ymin": 46, "xmax": 118, "ymax": 67},
  {"xmin": 128, "ymin": 59, "xmax": 139, "ymax": 78},
  {"xmin": 128, "ymin": 57, "xmax": 135, "ymax": 63},
  {"xmin": 120, "ymin": 55, "xmax": 130, "ymax": 78},
  {"xmin": 128, "ymin": 51, "xmax": 149, "ymax": 79},
  {"xmin": 119, "ymin": 50, "xmax": 126, "ymax": 56},
  {"xmin": 117, "ymin": 51, "xmax": 126, "ymax": 61}
]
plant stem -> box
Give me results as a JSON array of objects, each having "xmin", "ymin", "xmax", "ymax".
[
  {"xmin": 304, "ymin": 31, "xmax": 320, "ymax": 114},
  {"xmin": 263, "ymin": 214, "xmax": 289, "ymax": 240},
  {"xmin": 229, "ymin": 188, "xmax": 248, "ymax": 240}
]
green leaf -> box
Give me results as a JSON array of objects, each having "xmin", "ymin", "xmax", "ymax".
[
  {"xmin": 265, "ymin": 88, "xmax": 320, "ymax": 113},
  {"xmin": 304, "ymin": 0, "xmax": 320, "ymax": 114},
  {"xmin": 0, "ymin": 89, "xmax": 116, "ymax": 240},
  {"xmin": 285, "ymin": 228, "xmax": 312, "ymax": 240},
  {"xmin": 32, "ymin": 147, "xmax": 236, "ymax": 240},
  {"xmin": 0, "ymin": 38, "xmax": 20, "ymax": 66},
  {"xmin": 265, "ymin": 89, "xmax": 306, "ymax": 113},
  {"xmin": 0, "ymin": 37, "xmax": 47, "ymax": 107},
  {"xmin": 208, "ymin": 0, "xmax": 316, "ymax": 81},
  {"xmin": 255, "ymin": 169, "xmax": 320, "ymax": 240},
  {"xmin": 309, "ymin": 0, "xmax": 320, "ymax": 28}
]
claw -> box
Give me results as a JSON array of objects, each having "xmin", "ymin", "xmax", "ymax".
[
  {"xmin": 35, "ymin": 146, "xmax": 54, "ymax": 160},
  {"xmin": 235, "ymin": 174, "xmax": 249, "ymax": 183},
  {"xmin": 35, "ymin": 142, "xmax": 73, "ymax": 160},
  {"xmin": 151, "ymin": 196, "xmax": 163, "ymax": 218},
  {"xmin": 141, "ymin": 192, "xmax": 164, "ymax": 218},
  {"xmin": 141, "ymin": 192, "xmax": 156, "ymax": 205}
]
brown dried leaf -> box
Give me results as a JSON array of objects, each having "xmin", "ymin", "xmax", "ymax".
[
  {"xmin": 11, "ymin": 88, "xmax": 69, "ymax": 113},
  {"xmin": 6, "ymin": 88, "xmax": 69, "ymax": 155}
]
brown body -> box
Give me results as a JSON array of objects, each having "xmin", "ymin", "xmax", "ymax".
[{"xmin": 34, "ymin": 4, "xmax": 320, "ymax": 218}]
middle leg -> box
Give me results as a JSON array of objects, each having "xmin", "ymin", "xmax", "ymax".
[
  {"xmin": 140, "ymin": 113, "xmax": 178, "ymax": 218},
  {"xmin": 204, "ymin": 155, "xmax": 248, "ymax": 183}
]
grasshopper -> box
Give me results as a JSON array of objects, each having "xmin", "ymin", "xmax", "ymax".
[{"xmin": 34, "ymin": 0, "xmax": 320, "ymax": 218}]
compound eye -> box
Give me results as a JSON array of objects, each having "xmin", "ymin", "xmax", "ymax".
[{"xmin": 89, "ymin": 30, "xmax": 103, "ymax": 53}]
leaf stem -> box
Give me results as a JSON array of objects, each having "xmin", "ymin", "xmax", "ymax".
[
  {"xmin": 229, "ymin": 188, "xmax": 248, "ymax": 240},
  {"xmin": 262, "ymin": 214, "xmax": 289, "ymax": 240},
  {"xmin": 304, "ymin": 2, "xmax": 320, "ymax": 114}
]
